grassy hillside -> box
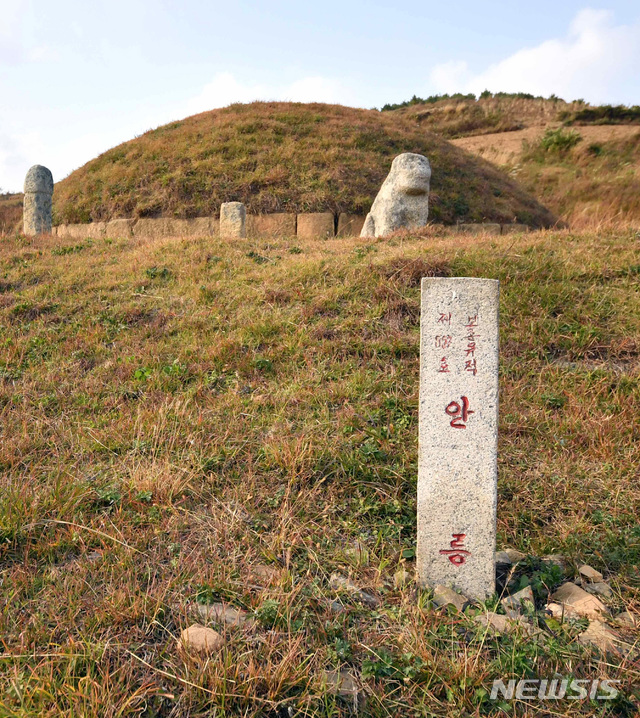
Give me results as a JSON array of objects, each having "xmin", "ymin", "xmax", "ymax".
[
  {"xmin": 389, "ymin": 95, "xmax": 590, "ymax": 139},
  {"xmin": 51, "ymin": 102, "xmax": 555, "ymax": 228},
  {"xmin": 0, "ymin": 226, "xmax": 638, "ymax": 716},
  {"xmin": 514, "ymin": 128, "xmax": 640, "ymax": 229},
  {"xmin": 393, "ymin": 95, "xmax": 640, "ymax": 228}
]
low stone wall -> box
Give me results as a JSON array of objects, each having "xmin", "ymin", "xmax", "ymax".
[{"xmin": 53, "ymin": 214, "xmax": 531, "ymax": 240}]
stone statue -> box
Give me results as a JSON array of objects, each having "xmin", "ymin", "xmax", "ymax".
[
  {"xmin": 23, "ymin": 165, "xmax": 54, "ymax": 235},
  {"xmin": 361, "ymin": 153, "xmax": 431, "ymax": 238}
]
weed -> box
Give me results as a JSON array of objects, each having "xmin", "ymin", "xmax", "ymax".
[{"xmin": 538, "ymin": 128, "xmax": 582, "ymax": 153}]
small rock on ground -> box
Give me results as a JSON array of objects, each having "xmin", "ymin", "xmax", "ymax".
[
  {"xmin": 177, "ymin": 624, "xmax": 224, "ymax": 655},
  {"xmin": 500, "ymin": 585, "xmax": 535, "ymax": 617},
  {"xmin": 432, "ymin": 585, "xmax": 468, "ymax": 612},
  {"xmin": 579, "ymin": 564, "xmax": 604, "ymax": 583},
  {"xmin": 495, "ymin": 551, "xmax": 512, "ymax": 565},
  {"xmin": 551, "ymin": 582, "xmax": 607, "ymax": 619},
  {"xmin": 578, "ymin": 620, "xmax": 629, "ymax": 656},
  {"xmin": 505, "ymin": 548, "xmax": 526, "ymax": 563},
  {"xmin": 615, "ymin": 611, "xmax": 637, "ymax": 627},
  {"xmin": 545, "ymin": 602, "xmax": 579, "ymax": 620}
]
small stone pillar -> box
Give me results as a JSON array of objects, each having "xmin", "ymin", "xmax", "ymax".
[
  {"xmin": 417, "ymin": 277, "xmax": 500, "ymax": 599},
  {"xmin": 220, "ymin": 202, "xmax": 246, "ymax": 239},
  {"xmin": 23, "ymin": 165, "xmax": 54, "ymax": 236}
]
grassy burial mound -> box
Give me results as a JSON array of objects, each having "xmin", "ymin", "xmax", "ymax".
[
  {"xmin": 52, "ymin": 102, "xmax": 556, "ymax": 228},
  {"xmin": 0, "ymin": 227, "xmax": 638, "ymax": 714}
]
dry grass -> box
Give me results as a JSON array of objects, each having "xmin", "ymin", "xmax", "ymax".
[
  {"xmin": 516, "ymin": 130, "xmax": 640, "ymax": 230},
  {"xmin": 0, "ymin": 226, "xmax": 638, "ymax": 716},
  {"xmin": 0, "ymin": 194, "xmax": 22, "ymax": 235},
  {"xmin": 393, "ymin": 96, "xmax": 589, "ymax": 139},
  {"xmin": 51, "ymin": 102, "xmax": 556, "ymax": 228}
]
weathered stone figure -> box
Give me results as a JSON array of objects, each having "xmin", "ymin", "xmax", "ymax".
[
  {"xmin": 361, "ymin": 153, "xmax": 431, "ymax": 238},
  {"xmin": 23, "ymin": 165, "xmax": 54, "ymax": 236},
  {"xmin": 220, "ymin": 202, "xmax": 246, "ymax": 239}
]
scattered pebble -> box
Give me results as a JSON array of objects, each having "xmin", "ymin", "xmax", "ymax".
[
  {"xmin": 329, "ymin": 573, "xmax": 379, "ymax": 608},
  {"xmin": 578, "ymin": 564, "xmax": 604, "ymax": 583},
  {"xmin": 501, "ymin": 585, "xmax": 535, "ymax": 617},
  {"xmin": 177, "ymin": 624, "xmax": 224, "ymax": 655},
  {"xmin": 614, "ymin": 611, "xmax": 637, "ymax": 628},
  {"xmin": 495, "ymin": 551, "xmax": 512, "ymax": 565},
  {"xmin": 578, "ymin": 620, "xmax": 629, "ymax": 656},
  {"xmin": 551, "ymin": 582, "xmax": 607, "ymax": 619},
  {"xmin": 432, "ymin": 584, "xmax": 468, "ymax": 612},
  {"xmin": 545, "ymin": 602, "xmax": 573, "ymax": 620},
  {"xmin": 505, "ymin": 548, "xmax": 526, "ymax": 563}
]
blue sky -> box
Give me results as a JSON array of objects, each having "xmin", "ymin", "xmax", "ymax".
[{"xmin": 1, "ymin": 1, "xmax": 639, "ymax": 192}]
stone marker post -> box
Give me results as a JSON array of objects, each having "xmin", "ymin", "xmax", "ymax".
[
  {"xmin": 23, "ymin": 165, "xmax": 54, "ymax": 236},
  {"xmin": 417, "ymin": 278, "xmax": 499, "ymax": 599},
  {"xmin": 220, "ymin": 202, "xmax": 246, "ymax": 239}
]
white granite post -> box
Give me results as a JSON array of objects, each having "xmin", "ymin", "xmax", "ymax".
[
  {"xmin": 23, "ymin": 165, "xmax": 54, "ymax": 236},
  {"xmin": 417, "ymin": 277, "xmax": 499, "ymax": 599},
  {"xmin": 220, "ymin": 202, "xmax": 246, "ymax": 239}
]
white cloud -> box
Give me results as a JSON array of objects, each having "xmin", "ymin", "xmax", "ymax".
[
  {"xmin": 430, "ymin": 9, "xmax": 640, "ymax": 104},
  {"xmin": 184, "ymin": 72, "xmax": 354, "ymax": 116}
]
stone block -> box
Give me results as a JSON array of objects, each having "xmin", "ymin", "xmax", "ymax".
[
  {"xmin": 417, "ymin": 278, "xmax": 500, "ymax": 599},
  {"xmin": 337, "ymin": 213, "xmax": 366, "ymax": 237},
  {"xmin": 297, "ymin": 212, "xmax": 335, "ymax": 240},
  {"xmin": 163, "ymin": 217, "xmax": 218, "ymax": 237},
  {"xmin": 82, "ymin": 222, "xmax": 107, "ymax": 239},
  {"xmin": 105, "ymin": 219, "xmax": 135, "ymax": 238},
  {"xmin": 247, "ymin": 213, "xmax": 296, "ymax": 238},
  {"xmin": 220, "ymin": 202, "xmax": 246, "ymax": 239},
  {"xmin": 501, "ymin": 223, "xmax": 530, "ymax": 234},
  {"xmin": 57, "ymin": 223, "xmax": 102, "ymax": 240},
  {"xmin": 133, "ymin": 218, "xmax": 172, "ymax": 238},
  {"xmin": 184, "ymin": 217, "xmax": 219, "ymax": 236}
]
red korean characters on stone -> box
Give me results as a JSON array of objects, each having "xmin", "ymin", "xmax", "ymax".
[
  {"xmin": 439, "ymin": 533, "xmax": 471, "ymax": 565},
  {"xmin": 445, "ymin": 396, "xmax": 474, "ymax": 428}
]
